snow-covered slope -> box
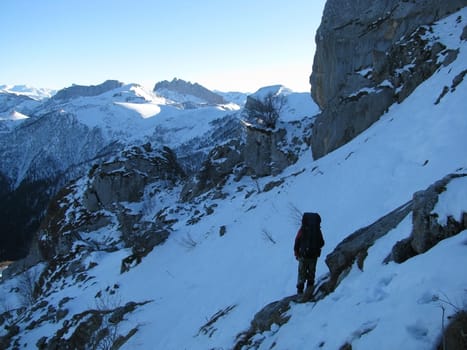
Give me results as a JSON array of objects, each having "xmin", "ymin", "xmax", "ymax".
[
  {"xmin": 0, "ymin": 83, "xmax": 238, "ymax": 186},
  {"xmin": 154, "ymin": 78, "xmax": 241, "ymax": 109},
  {"xmin": 115, "ymin": 11, "xmax": 467, "ymax": 346},
  {"xmin": 215, "ymin": 90, "xmax": 249, "ymax": 106},
  {"xmin": 0, "ymin": 9, "xmax": 466, "ymax": 350},
  {"xmin": 0, "ymin": 92, "xmax": 39, "ymax": 126},
  {"xmin": 0, "ymin": 85, "xmax": 56, "ymax": 100}
]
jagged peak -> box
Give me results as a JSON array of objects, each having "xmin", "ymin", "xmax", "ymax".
[
  {"xmin": 154, "ymin": 77, "xmax": 226, "ymax": 106},
  {"xmin": 52, "ymin": 80, "xmax": 124, "ymax": 101},
  {"xmin": 248, "ymin": 84, "xmax": 292, "ymax": 101}
]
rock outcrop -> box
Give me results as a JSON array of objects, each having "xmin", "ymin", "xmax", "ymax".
[
  {"xmin": 83, "ymin": 145, "xmax": 184, "ymax": 211},
  {"xmin": 52, "ymin": 80, "xmax": 123, "ymax": 101},
  {"xmin": 240, "ymin": 86, "xmax": 300, "ymax": 177},
  {"xmin": 310, "ymin": 0, "xmax": 467, "ymax": 159},
  {"xmin": 180, "ymin": 139, "xmax": 243, "ymax": 202},
  {"xmin": 180, "ymin": 116, "xmax": 311, "ymax": 202},
  {"xmin": 179, "ymin": 87, "xmax": 313, "ymax": 202},
  {"xmin": 36, "ymin": 144, "xmax": 185, "ymax": 261},
  {"xmin": 390, "ymin": 173, "xmax": 467, "ymax": 263},
  {"xmin": 234, "ymin": 295, "xmax": 296, "ymax": 350},
  {"xmin": 243, "ymin": 123, "xmax": 296, "ymax": 178},
  {"xmin": 154, "ymin": 78, "xmax": 226, "ymax": 105},
  {"xmin": 437, "ymin": 311, "xmax": 467, "ymax": 350},
  {"xmin": 325, "ymin": 173, "xmax": 467, "ymax": 291},
  {"xmin": 325, "ymin": 200, "xmax": 413, "ymax": 292}
]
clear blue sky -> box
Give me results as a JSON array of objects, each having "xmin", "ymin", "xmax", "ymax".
[{"xmin": 0, "ymin": 0, "xmax": 326, "ymax": 92}]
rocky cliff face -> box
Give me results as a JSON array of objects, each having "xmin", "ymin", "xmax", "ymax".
[
  {"xmin": 179, "ymin": 118, "xmax": 311, "ymax": 202},
  {"xmin": 52, "ymin": 80, "xmax": 123, "ymax": 101},
  {"xmin": 36, "ymin": 144, "xmax": 185, "ymax": 262},
  {"xmin": 310, "ymin": 0, "xmax": 467, "ymax": 159},
  {"xmin": 154, "ymin": 78, "xmax": 226, "ymax": 106}
]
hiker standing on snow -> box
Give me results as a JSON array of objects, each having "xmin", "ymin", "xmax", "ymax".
[{"xmin": 294, "ymin": 212, "xmax": 325, "ymax": 295}]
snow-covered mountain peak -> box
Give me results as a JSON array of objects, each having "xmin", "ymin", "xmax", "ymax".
[
  {"xmin": 250, "ymin": 84, "xmax": 293, "ymax": 100},
  {"xmin": 52, "ymin": 80, "xmax": 124, "ymax": 101},
  {"xmin": 0, "ymin": 84, "xmax": 56, "ymax": 100},
  {"xmin": 154, "ymin": 77, "xmax": 239, "ymax": 108},
  {"xmin": 0, "ymin": 91, "xmax": 40, "ymax": 125}
]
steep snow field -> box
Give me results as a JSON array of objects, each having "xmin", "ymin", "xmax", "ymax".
[
  {"xmin": 104, "ymin": 10, "xmax": 467, "ymax": 349},
  {"xmin": 1, "ymin": 9, "xmax": 466, "ymax": 350}
]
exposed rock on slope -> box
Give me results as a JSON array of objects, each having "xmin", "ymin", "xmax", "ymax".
[
  {"xmin": 243, "ymin": 124, "xmax": 295, "ymax": 178},
  {"xmin": 234, "ymin": 173, "xmax": 467, "ymax": 350},
  {"xmin": 180, "ymin": 139, "xmax": 243, "ymax": 202},
  {"xmin": 326, "ymin": 173, "xmax": 467, "ymax": 294},
  {"xmin": 180, "ymin": 116, "xmax": 312, "ymax": 202},
  {"xmin": 310, "ymin": 0, "xmax": 467, "ymax": 159},
  {"xmin": 154, "ymin": 78, "xmax": 226, "ymax": 106},
  {"xmin": 324, "ymin": 200, "xmax": 413, "ymax": 293},
  {"xmin": 83, "ymin": 145, "xmax": 184, "ymax": 211},
  {"xmin": 36, "ymin": 144, "xmax": 184, "ymax": 262},
  {"xmin": 390, "ymin": 173, "xmax": 467, "ymax": 263},
  {"xmin": 52, "ymin": 80, "xmax": 124, "ymax": 101}
]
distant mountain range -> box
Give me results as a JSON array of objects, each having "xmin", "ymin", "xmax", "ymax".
[
  {"xmin": 0, "ymin": 78, "xmax": 313, "ymax": 261},
  {"xmin": 0, "ymin": 84, "xmax": 56, "ymax": 100}
]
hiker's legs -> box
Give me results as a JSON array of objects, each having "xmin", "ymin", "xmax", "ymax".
[
  {"xmin": 297, "ymin": 259, "xmax": 307, "ymax": 293},
  {"xmin": 304, "ymin": 257, "xmax": 318, "ymax": 292}
]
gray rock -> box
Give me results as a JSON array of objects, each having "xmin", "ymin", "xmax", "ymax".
[
  {"xmin": 461, "ymin": 24, "xmax": 467, "ymax": 40},
  {"xmin": 84, "ymin": 145, "xmax": 185, "ymax": 210},
  {"xmin": 325, "ymin": 200, "xmax": 412, "ymax": 291},
  {"xmin": 36, "ymin": 145, "xmax": 184, "ymax": 261},
  {"xmin": 400, "ymin": 173, "xmax": 467, "ymax": 259},
  {"xmin": 234, "ymin": 295, "xmax": 296, "ymax": 350},
  {"xmin": 52, "ymin": 80, "xmax": 123, "ymax": 101},
  {"xmin": 243, "ymin": 124, "xmax": 295, "ymax": 178},
  {"xmin": 389, "ymin": 237, "xmax": 416, "ymax": 264},
  {"xmin": 437, "ymin": 311, "xmax": 467, "ymax": 350},
  {"xmin": 325, "ymin": 173, "xmax": 467, "ymax": 276},
  {"xmin": 310, "ymin": 0, "xmax": 467, "ymax": 159},
  {"xmin": 180, "ymin": 139, "xmax": 243, "ymax": 202},
  {"xmin": 154, "ymin": 78, "xmax": 226, "ymax": 105},
  {"xmin": 389, "ymin": 173, "xmax": 467, "ymax": 262}
]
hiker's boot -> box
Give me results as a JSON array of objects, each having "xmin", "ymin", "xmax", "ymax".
[
  {"xmin": 303, "ymin": 282, "xmax": 314, "ymax": 301},
  {"xmin": 296, "ymin": 283, "xmax": 304, "ymax": 295},
  {"xmin": 307, "ymin": 281, "xmax": 314, "ymax": 292}
]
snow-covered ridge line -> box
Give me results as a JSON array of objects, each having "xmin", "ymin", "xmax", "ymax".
[{"xmin": 0, "ymin": 84, "xmax": 56, "ymax": 100}]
